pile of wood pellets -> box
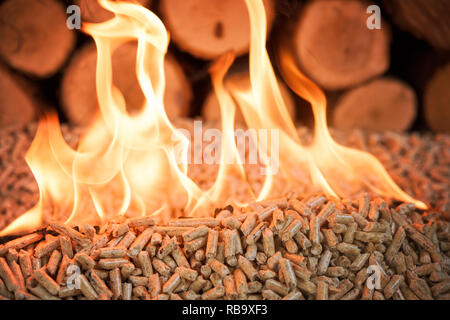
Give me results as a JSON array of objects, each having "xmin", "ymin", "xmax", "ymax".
[{"xmin": 0, "ymin": 193, "xmax": 449, "ymax": 300}]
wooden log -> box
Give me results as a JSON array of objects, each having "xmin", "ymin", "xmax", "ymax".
[
  {"xmin": 384, "ymin": 0, "xmax": 450, "ymax": 51},
  {"xmin": 61, "ymin": 42, "xmax": 192, "ymax": 126},
  {"xmin": 424, "ymin": 63, "xmax": 450, "ymax": 133},
  {"xmin": 202, "ymin": 71, "xmax": 296, "ymax": 124},
  {"xmin": 0, "ymin": 0, "xmax": 75, "ymax": 78},
  {"xmin": 160, "ymin": 0, "xmax": 275, "ymax": 59},
  {"xmin": 0, "ymin": 64, "xmax": 37, "ymax": 128},
  {"xmin": 294, "ymin": 0, "xmax": 390, "ymax": 90},
  {"xmin": 76, "ymin": 0, "xmax": 151, "ymax": 23},
  {"xmin": 332, "ymin": 78, "xmax": 417, "ymax": 132}
]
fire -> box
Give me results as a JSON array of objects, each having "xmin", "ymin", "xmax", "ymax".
[{"xmin": 0, "ymin": 0, "xmax": 426, "ymax": 236}]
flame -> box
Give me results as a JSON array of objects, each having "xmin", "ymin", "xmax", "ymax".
[{"xmin": 0, "ymin": 0, "xmax": 425, "ymax": 236}]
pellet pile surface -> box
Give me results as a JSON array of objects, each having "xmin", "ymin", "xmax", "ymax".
[{"xmin": 0, "ymin": 194, "xmax": 449, "ymax": 300}]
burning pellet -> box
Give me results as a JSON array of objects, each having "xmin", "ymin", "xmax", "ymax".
[
  {"xmin": 262, "ymin": 289, "xmax": 281, "ymax": 300},
  {"xmin": 316, "ymin": 280, "xmax": 328, "ymax": 300},
  {"xmin": 385, "ymin": 226, "xmax": 406, "ymax": 264},
  {"xmin": 128, "ymin": 228, "xmax": 153, "ymax": 258},
  {"xmin": 240, "ymin": 213, "xmax": 257, "ymax": 236},
  {"xmin": 152, "ymin": 258, "xmax": 171, "ymax": 277},
  {"xmin": 34, "ymin": 268, "xmax": 60, "ymax": 295},
  {"xmin": 223, "ymin": 230, "xmax": 235, "ymax": 258},
  {"xmin": 207, "ymin": 259, "xmax": 230, "ymax": 278},
  {"xmin": 205, "ymin": 230, "xmax": 219, "ymax": 260},
  {"xmin": 279, "ymin": 258, "xmax": 296, "ymax": 289},
  {"xmin": 201, "ymin": 285, "xmax": 225, "ymax": 300},
  {"xmin": 0, "ymin": 258, "xmax": 19, "ymax": 292},
  {"xmin": 117, "ymin": 231, "xmax": 136, "ymax": 249},
  {"xmin": 246, "ymin": 222, "xmax": 266, "ymax": 245},
  {"xmin": 18, "ymin": 250, "xmax": 33, "ymax": 279},
  {"xmin": 136, "ymin": 251, "xmax": 152, "ymax": 277},
  {"xmin": 289, "ymin": 199, "xmax": 311, "ymax": 216},
  {"xmin": 358, "ymin": 193, "xmax": 370, "ymax": 218},
  {"xmin": 59, "ymin": 236, "xmax": 73, "ymax": 259},
  {"xmin": 237, "ymin": 255, "xmax": 258, "ymax": 281},
  {"xmin": 182, "ymin": 225, "xmax": 209, "ymax": 242},
  {"xmin": 384, "ymin": 275, "xmax": 404, "ymax": 299},
  {"xmin": 99, "ymin": 247, "xmax": 127, "ymax": 258},
  {"xmin": 34, "ymin": 236, "xmax": 60, "ymax": 259},
  {"xmin": 97, "ymin": 258, "xmax": 129, "ymax": 270},
  {"xmin": 281, "ymin": 220, "xmax": 302, "ymax": 242},
  {"xmin": 350, "ymin": 253, "xmax": 370, "ymax": 272},
  {"xmin": 351, "ymin": 212, "xmax": 369, "ymax": 229},
  {"xmin": 157, "ymin": 236, "xmax": 177, "ymax": 259},
  {"xmin": 50, "ymin": 223, "xmax": 90, "ymax": 247},
  {"xmin": 127, "ymin": 217, "xmax": 155, "ymax": 228},
  {"xmin": 44, "ymin": 250, "xmax": 61, "ymax": 277},
  {"xmin": 317, "ymin": 202, "xmax": 336, "ymax": 225},
  {"xmin": 185, "ymin": 237, "xmax": 207, "ymax": 253}
]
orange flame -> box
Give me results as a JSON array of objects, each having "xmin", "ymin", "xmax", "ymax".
[{"xmin": 0, "ymin": 0, "xmax": 425, "ymax": 236}]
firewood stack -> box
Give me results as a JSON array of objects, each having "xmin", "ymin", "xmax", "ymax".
[{"xmin": 0, "ymin": 0, "xmax": 448, "ymax": 132}]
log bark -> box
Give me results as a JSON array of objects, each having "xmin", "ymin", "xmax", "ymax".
[
  {"xmin": 61, "ymin": 41, "xmax": 192, "ymax": 126},
  {"xmin": 424, "ymin": 63, "xmax": 450, "ymax": 133},
  {"xmin": 0, "ymin": 0, "xmax": 76, "ymax": 78},
  {"xmin": 294, "ymin": 0, "xmax": 390, "ymax": 90},
  {"xmin": 0, "ymin": 64, "xmax": 37, "ymax": 128},
  {"xmin": 76, "ymin": 0, "xmax": 151, "ymax": 23},
  {"xmin": 332, "ymin": 78, "xmax": 417, "ymax": 132},
  {"xmin": 384, "ymin": 0, "xmax": 450, "ymax": 51},
  {"xmin": 202, "ymin": 71, "xmax": 296, "ymax": 124},
  {"xmin": 160, "ymin": 0, "xmax": 275, "ymax": 60}
]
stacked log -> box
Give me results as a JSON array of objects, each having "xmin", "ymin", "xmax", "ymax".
[{"xmin": 60, "ymin": 42, "xmax": 192, "ymax": 126}]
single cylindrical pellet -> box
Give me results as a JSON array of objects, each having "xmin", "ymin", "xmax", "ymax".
[
  {"xmin": 237, "ymin": 255, "xmax": 258, "ymax": 281},
  {"xmin": 162, "ymin": 273, "xmax": 182, "ymax": 294},
  {"xmin": 46, "ymin": 250, "xmax": 62, "ymax": 276},
  {"xmin": 55, "ymin": 255, "xmax": 71, "ymax": 285},
  {"xmin": 201, "ymin": 285, "xmax": 225, "ymax": 300},
  {"xmin": 137, "ymin": 251, "xmax": 153, "ymax": 277},
  {"xmin": 176, "ymin": 266, "xmax": 198, "ymax": 281},
  {"xmin": 90, "ymin": 269, "xmax": 113, "ymax": 298},
  {"xmin": 18, "ymin": 250, "xmax": 33, "ymax": 279},
  {"xmin": 240, "ymin": 214, "xmax": 257, "ymax": 236},
  {"xmin": 34, "ymin": 268, "xmax": 60, "ymax": 295},
  {"xmin": 205, "ymin": 230, "xmax": 219, "ymax": 259},
  {"xmin": 128, "ymin": 228, "xmax": 153, "ymax": 257},
  {"xmin": 122, "ymin": 282, "xmax": 132, "ymax": 300},
  {"xmin": 97, "ymin": 258, "xmax": 129, "ymax": 270},
  {"xmin": 317, "ymin": 250, "xmax": 332, "ymax": 275},
  {"xmin": 182, "ymin": 225, "xmax": 209, "ymax": 242},
  {"xmin": 207, "ymin": 259, "xmax": 230, "ymax": 277},
  {"xmin": 261, "ymin": 289, "xmax": 281, "ymax": 300},
  {"xmin": 280, "ymin": 258, "xmax": 297, "ymax": 289},
  {"xmin": 316, "ymin": 280, "xmax": 328, "ymax": 300},
  {"xmin": 109, "ymin": 268, "xmax": 122, "ymax": 299},
  {"xmin": 75, "ymin": 253, "xmax": 95, "ymax": 270},
  {"xmin": 99, "ymin": 247, "xmax": 127, "ymax": 258},
  {"xmin": 343, "ymin": 222, "xmax": 358, "ymax": 243},
  {"xmin": 152, "ymin": 258, "xmax": 171, "ymax": 277},
  {"xmin": 34, "ymin": 237, "xmax": 60, "ymax": 258},
  {"xmin": 148, "ymin": 273, "xmax": 161, "ymax": 297}
]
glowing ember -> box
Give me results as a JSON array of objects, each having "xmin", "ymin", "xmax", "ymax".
[{"xmin": 0, "ymin": 0, "xmax": 426, "ymax": 236}]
